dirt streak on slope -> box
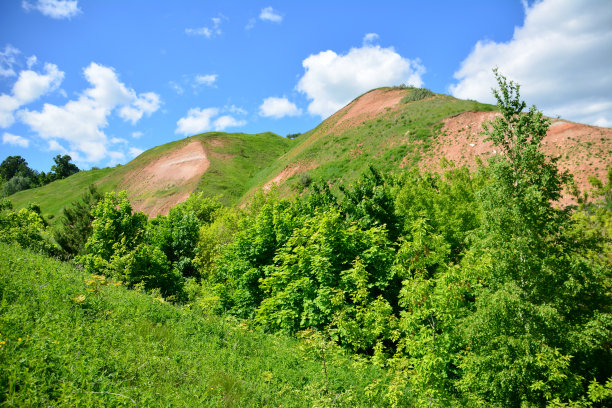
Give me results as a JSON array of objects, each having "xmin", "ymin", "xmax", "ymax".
[
  {"xmin": 420, "ymin": 111, "xmax": 612, "ymax": 204},
  {"xmin": 118, "ymin": 140, "xmax": 210, "ymax": 216}
]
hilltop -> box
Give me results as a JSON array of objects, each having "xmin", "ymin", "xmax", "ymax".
[
  {"xmin": 9, "ymin": 87, "xmax": 611, "ymax": 219},
  {"xmin": 252, "ymin": 87, "xmax": 611, "ymax": 204},
  {"xmin": 9, "ymin": 131, "xmax": 291, "ymax": 220}
]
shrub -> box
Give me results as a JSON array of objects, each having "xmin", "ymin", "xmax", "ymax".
[{"xmin": 400, "ymin": 87, "xmax": 434, "ymax": 104}]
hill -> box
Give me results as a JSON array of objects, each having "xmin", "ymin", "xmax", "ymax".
[
  {"xmin": 9, "ymin": 87, "xmax": 611, "ymax": 219},
  {"xmin": 9, "ymin": 131, "xmax": 292, "ymax": 221},
  {"xmin": 250, "ymin": 87, "xmax": 611, "ymax": 204}
]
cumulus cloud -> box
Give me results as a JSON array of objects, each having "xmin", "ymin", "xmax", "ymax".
[
  {"xmin": 175, "ymin": 107, "xmax": 246, "ymax": 135},
  {"xmin": 2, "ymin": 132, "xmax": 30, "ymax": 148},
  {"xmin": 0, "ymin": 61, "xmax": 64, "ymax": 128},
  {"xmin": 259, "ymin": 97, "xmax": 302, "ymax": 118},
  {"xmin": 297, "ymin": 38, "xmax": 425, "ymax": 117},
  {"xmin": 362, "ymin": 33, "xmax": 379, "ymax": 46},
  {"xmin": 260, "ymin": 7, "xmax": 282, "ymax": 23},
  {"xmin": 129, "ymin": 147, "xmax": 144, "ymax": 158},
  {"xmin": 22, "ymin": 0, "xmax": 81, "ymax": 19},
  {"xmin": 450, "ymin": 0, "xmax": 612, "ymax": 127},
  {"xmin": 194, "ymin": 74, "xmax": 218, "ymax": 87},
  {"xmin": 19, "ymin": 62, "xmax": 161, "ymax": 163},
  {"xmin": 186, "ymin": 16, "xmax": 223, "ymax": 38},
  {"xmin": 0, "ymin": 45, "xmax": 20, "ymax": 77}
]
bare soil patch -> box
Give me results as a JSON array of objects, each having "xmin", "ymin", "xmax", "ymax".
[
  {"xmin": 119, "ymin": 140, "xmax": 210, "ymax": 216},
  {"xmin": 418, "ymin": 111, "xmax": 612, "ymax": 205},
  {"xmin": 263, "ymin": 162, "xmax": 317, "ymax": 191}
]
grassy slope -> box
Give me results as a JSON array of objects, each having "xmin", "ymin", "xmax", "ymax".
[
  {"xmin": 242, "ymin": 89, "xmax": 496, "ymax": 199},
  {"xmin": 0, "ymin": 242, "xmax": 392, "ymax": 407},
  {"xmin": 9, "ymin": 132, "xmax": 293, "ymax": 223}
]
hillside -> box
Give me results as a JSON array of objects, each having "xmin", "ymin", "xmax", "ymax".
[
  {"xmin": 9, "ymin": 131, "xmax": 292, "ymax": 221},
  {"xmin": 9, "ymin": 87, "xmax": 611, "ymax": 219},
  {"xmin": 251, "ymin": 87, "xmax": 611, "ymax": 203}
]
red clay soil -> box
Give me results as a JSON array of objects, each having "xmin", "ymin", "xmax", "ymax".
[
  {"xmin": 263, "ymin": 162, "xmax": 317, "ymax": 191},
  {"xmin": 119, "ymin": 140, "xmax": 210, "ymax": 216},
  {"xmin": 419, "ymin": 111, "xmax": 612, "ymax": 205}
]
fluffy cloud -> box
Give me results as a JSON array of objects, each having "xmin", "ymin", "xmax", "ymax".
[
  {"xmin": 2, "ymin": 132, "xmax": 30, "ymax": 148},
  {"xmin": 0, "ymin": 45, "xmax": 20, "ymax": 77},
  {"xmin": 259, "ymin": 97, "xmax": 302, "ymax": 118},
  {"xmin": 450, "ymin": 0, "xmax": 612, "ymax": 127},
  {"xmin": 175, "ymin": 107, "xmax": 246, "ymax": 135},
  {"xmin": 362, "ymin": 33, "xmax": 379, "ymax": 46},
  {"xmin": 0, "ymin": 61, "xmax": 64, "ymax": 127},
  {"xmin": 194, "ymin": 74, "xmax": 218, "ymax": 87},
  {"xmin": 186, "ymin": 16, "xmax": 223, "ymax": 38},
  {"xmin": 22, "ymin": 0, "xmax": 81, "ymax": 19},
  {"xmin": 297, "ymin": 38, "xmax": 425, "ymax": 117},
  {"xmin": 129, "ymin": 147, "xmax": 144, "ymax": 158},
  {"xmin": 19, "ymin": 62, "xmax": 161, "ymax": 163},
  {"xmin": 260, "ymin": 7, "xmax": 282, "ymax": 23}
]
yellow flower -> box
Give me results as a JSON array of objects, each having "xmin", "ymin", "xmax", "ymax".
[{"xmin": 18, "ymin": 338, "xmax": 22, "ymax": 342}]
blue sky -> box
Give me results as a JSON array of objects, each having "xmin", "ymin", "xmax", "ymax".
[{"xmin": 1, "ymin": 0, "xmax": 610, "ymax": 172}]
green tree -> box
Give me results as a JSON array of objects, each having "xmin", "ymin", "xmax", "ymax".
[
  {"xmin": 50, "ymin": 154, "xmax": 79, "ymax": 180},
  {"xmin": 53, "ymin": 184, "xmax": 103, "ymax": 258},
  {"xmin": 77, "ymin": 191, "xmax": 182, "ymax": 298}
]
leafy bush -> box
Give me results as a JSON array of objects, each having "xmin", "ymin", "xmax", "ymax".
[
  {"xmin": 76, "ymin": 191, "xmax": 183, "ymax": 299},
  {"xmin": 401, "ymin": 87, "xmax": 434, "ymax": 103}
]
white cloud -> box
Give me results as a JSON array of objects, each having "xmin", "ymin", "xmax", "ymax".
[
  {"xmin": 363, "ymin": 33, "xmax": 379, "ymax": 46},
  {"xmin": 259, "ymin": 97, "xmax": 302, "ymax": 118},
  {"xmin": 2, "ymin": 132, "xmax": 29, "ymax": 147},
  {"xmin": 131, "ymin": 131, "xmax": 143, "ymax": 139},
  {"xmin": 186, "ymin": 16, "xmax": 223, "ymax": 38},
  {"xmin": 213, "ymin": 115, "xmax": 246, "ymax": 131},
  {"xmin": 22, "ymin": 0, "xmax": 81, "ymax": 19},
  {"xmin": 18, "ymin": 62, "xmax": 161, "ymax": 163},
  {"xmin": 225, "ymin": 104, "xmax": 247, "ymax": 115},
  {"xmin": 194, "ymin": 74, "xmax": 218, "ymax": 87},
  {"xmin": 13, "ymin": 62, "xmax": 64, "ymax": 104},
  {"xmin": 119, "ymin": 92, "xmax": 161, "ymax": 124},
  {"xmin": 47, "ymin": 139, "xmax": 67, "ymax": 152},
  {"xmin": 176, "ymin": 107, "xmax": 219, "ymax": 135},
  {"xmin": 26, "ymin": 55, "xmax": 37, "ymax": 69},
  {"xmin": 297, "ymin": 42, "xmax": 425, "ymax": 117},
  {"xmin": 169, "ymin": 81, "xmax": 184, "ymax": 95},
  {"xmin": 0, "ymin": 95, "xmax": 21, "ymax": 128},
  {"xmin": 175, "ymin": 107, "xmax": 246, "ymax": 135},
  {"xmin": 450, "ymin": 0, "xmax": 612, "ymax": 127},
  {"xmin": 129, "ymin": 147, "xmax": 144, "ymax": 158},
  {"xmin": 0, "ymin": 61, "xmax": 64, "ymax": 128},
  {"xmin": 245, "ymin": 18, "xmax": 256, "ymax": 30},
  {"xmin": 0, "ymin": 45, "xmax": 20, "ymax": 77},
  {"xmin": 260, "ymin": 7, "xmax": 283, "ymax": 23}
]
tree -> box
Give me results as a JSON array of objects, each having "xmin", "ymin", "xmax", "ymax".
[
  {"xmin": 0, "ymin": 156, "xmax": 29, "ymax": 181},
  {"xmin": 53, "ymin": 184, "xmax": 103, "ymax": 258},
  {"xmin": 49, "ymin": 154, "xmax": 79, "ymax": 180}
]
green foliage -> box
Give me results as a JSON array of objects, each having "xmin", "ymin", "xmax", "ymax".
[
  {"xmin": 53, "ymin": 184, "xmax": 103, "ymax": 258},
  {"xmin": 0, "ymin": 242, "xmax": 395, "ymax": 407},
  {"xmin": 76, "ymin": 191, "xmax": 182, "ymax": 299},
  {"xmin": 0, "ymin": 203, "xmax": 57, "ymax": 255},
  {"xmin": 401, "ymin": 87, "xmax": 435, "ymax": 103},
  {"xmin": 148, "ymin": 204, "xmax": 200, "ymax": 279}
]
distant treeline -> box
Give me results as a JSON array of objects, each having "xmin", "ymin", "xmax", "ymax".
[{"xmin": 0, "ymin": 154, "xmax": 79, "ymax": 197}]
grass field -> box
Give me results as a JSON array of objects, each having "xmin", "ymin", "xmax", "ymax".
[{"xmin": 0, "ymin": 242, "xmax": 396, "ymax": 407}]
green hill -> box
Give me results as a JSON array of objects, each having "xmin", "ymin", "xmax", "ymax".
[
  {"xmin": 9, "ymin": 86, "xmax": 611, "ymax": 220},
  {"xmin": 9, "ymin": 131, "xmax": 292, "ymax": 222}
]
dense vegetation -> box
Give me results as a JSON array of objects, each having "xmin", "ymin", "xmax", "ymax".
[
  {"xmin": 0, "ymin": 154, "xmax": 79, "ymax": 197},
  {"xmin": 1, "ymin": 73, "xmax": 611, "ymax": 406}
]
